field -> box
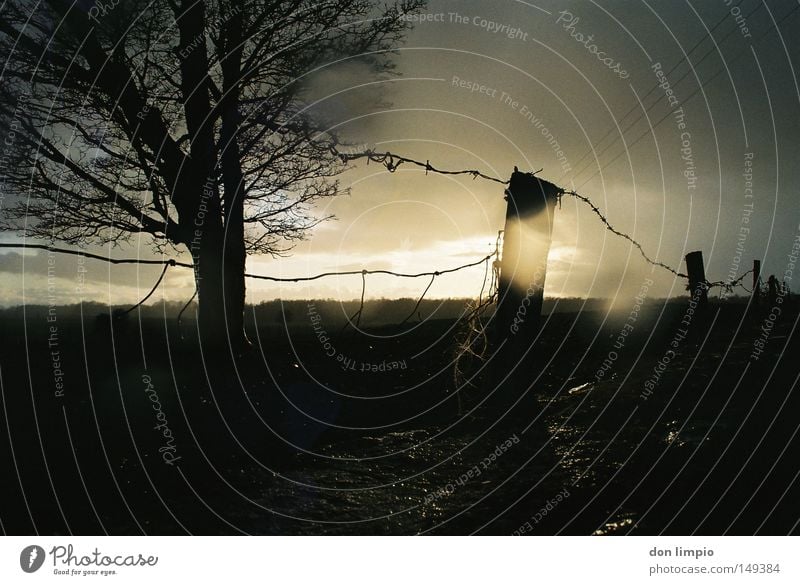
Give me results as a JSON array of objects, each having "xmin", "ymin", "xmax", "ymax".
[{"xmin": 0, "ymin": 295, "xmax": 798, "ymax": 535}]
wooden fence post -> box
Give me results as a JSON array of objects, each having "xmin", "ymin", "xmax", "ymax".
[
  {"xmin": 752, "ymin": 259, "xmax": 761, "ymax": 306},
  {"xmin": 493, "ymin": 169, "xmax": 560, "ymax": 363},
  {"xmin": 685, "ymin": 251, "xmax": 708, "ymax": 309}
]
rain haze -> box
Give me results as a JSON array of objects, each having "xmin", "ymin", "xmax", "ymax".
[
  {"xmin": 2, "ymin": 0, "xmax": 799, "ymax": 307},
  {"xmin": 3, "ymin": 0, "xmax": 800, "ymax": 543}
]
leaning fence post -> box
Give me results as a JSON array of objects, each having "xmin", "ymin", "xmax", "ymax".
[
  {"xmin": 685, "ymin": 251, "xmax": 708, "ymax": 309},
  {"xmin": 752, "ymin": 259, "xmax": 761, "ymax": 306},
  {"xmin": 493, "ymin": 169, "xmax": 560, "ymax": 364}
]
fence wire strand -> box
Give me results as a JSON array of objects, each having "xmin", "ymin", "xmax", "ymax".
[
  {"xmin": 399, "ymin": 273, "xmax": 438, "ymax": 326},
  {"xmin": 559, "ymin": 190, "xmax": 688, "ymax": 279},
  {"xmin": 0, "ymin": 153, "xmax": 764, "ymax": 314},
  {"xmin": 331, "ymin": 147, "xmax": 510, "ymax": 185},
  {"xmin": 330, "ymin": 150, "xmax": 762, "ymax": 292},
  {"xmin": 329, "ymin": 150, "xmax": 696, "ymax": 281}
]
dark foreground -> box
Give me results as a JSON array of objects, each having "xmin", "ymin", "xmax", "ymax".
[{"xmin": 1, "ymin": 297, "xmax": 798, "ymax": 535}]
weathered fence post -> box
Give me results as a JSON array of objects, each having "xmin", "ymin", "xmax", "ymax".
[
  {"xmin": 752, "ymin": 259, "xmax": 761, "ymax": 306},
  {"xmin": 685, "ymin": 251, "xmax": 708, "ymax": 309},
  {"xmin": 493, "ymin": 169, "xmax": 560, "ymax": 365}
]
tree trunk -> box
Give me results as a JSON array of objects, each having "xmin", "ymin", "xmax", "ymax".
[
  {"xmin": 222, "ymin": 210, "xmax": 249, "ymax": 353},
  {"xmin": 190, "ymin": 191, "xmax": 249, "ymax": 353},
  {"xmin": 174, "ymin": 0, "xmax": 251, "ymax": 352},
  {"xmin": 219, "ymin": 5, "xmax": 250, "ymax": 354}
]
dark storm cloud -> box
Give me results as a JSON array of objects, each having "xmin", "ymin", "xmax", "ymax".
[
  {"xmin": 299, "ymin": 0, "xmax": 800, "ymax": 298},
  {"xmin": 0, "ymin": 249, "xmax": 174, "ymax": 281},
  {"xmin": 0, "ymin": 251, "xmax": 33, "ymax": 274},
  {"xmin": 3, "ymin": 0, "xmax": 799, "ymax": 303}
]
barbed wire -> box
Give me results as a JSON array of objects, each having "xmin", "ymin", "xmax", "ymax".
[
  {"xmin": 120, "ymin": 263, "xmax": 171, "ymax": 316},
  {"xmin": 341, "ymin": 270, "xmax": 367, "ymax": 333},
  {"xmin": 0, "ymin": 241, "xmax": 498, "ymax": 320},
  {"xmin": 399, "ymin": 273, "xmax": 437, "ymax": 326},
  {"xmin": 332, "ymin": 150, "xmax": 763, "ymax": 292},
  {"xmin": 0, "ymin": 152, "xmax": 762, "ymax": 312},
  {"xmin": 453, "ymin": 253, "xmax": 500, "ymax": 389},
  {"xmin": 176, "ymin": 287, "xmax": 198, "ymax": 336},
  {"xmin": 331, "ymin": 149, "xmax": 695, "ymax": 280},
  {"xmin": 0, "ymin": 242, "xmax": 493, "ymax": 281},
  {"xmin": 245, "ymin": 253, "xmax": 495, "ymax": 282},
  {"xmin": 558, "ymin": 190, "xmax": 688, "ymax": 279},
  {"xmin": 331, "ymin": 147, "xmax": 512, "ymax": 184},
  {"xmin": 0, "ymin": 242, "xmax": 188, "ymax": 267},
  {"xmin": 705, "ymin": 269, "xmax": 754, "ymax": 295}
]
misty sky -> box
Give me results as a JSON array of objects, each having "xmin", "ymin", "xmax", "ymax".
[{"xmin": 2, "ymin": 0, "xmax": 800, "ymax": 307}]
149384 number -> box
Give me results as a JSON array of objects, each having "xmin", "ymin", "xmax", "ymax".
[{"xmin": 744, "ymin": 564, "xmax": 780, "ymax": 573}]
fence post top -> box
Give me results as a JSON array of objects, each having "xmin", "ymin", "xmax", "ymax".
[{"xmin": 505, "ymin": 171, "xmax": 561, "ymax": 213}]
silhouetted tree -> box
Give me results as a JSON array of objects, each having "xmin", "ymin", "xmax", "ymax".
[{"xmin": 0, "ymin": 0, "xmax": 423, "ymax": 350}]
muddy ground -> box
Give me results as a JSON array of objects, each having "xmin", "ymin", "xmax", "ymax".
[{"xmin": 1, "ymin": 297, "xmax": 798, "ymax": 535}]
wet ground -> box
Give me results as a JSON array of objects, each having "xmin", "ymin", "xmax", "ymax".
[{"xmin": 1, "ymin": 298, "xmax": 798, "ymax": 534}]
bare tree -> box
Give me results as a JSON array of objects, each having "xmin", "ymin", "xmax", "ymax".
[{"xmin": 0, "ymin": 0, "xmax": 424, "ymax": 350}]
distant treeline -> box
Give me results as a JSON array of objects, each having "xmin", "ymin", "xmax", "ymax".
[{"xmin": 1, "ymin": 295, "xmax": 752, "ymax": 327}]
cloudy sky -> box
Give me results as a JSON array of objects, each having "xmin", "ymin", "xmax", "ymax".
[{"xmin": 2, "ymin": 0, "xmax": 799, "ymax": 307}]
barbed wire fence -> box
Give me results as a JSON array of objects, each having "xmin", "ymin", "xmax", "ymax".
[
  {"xmin": 0, "ymin": 150, "xmax": 761, "ymax": 333},
  {"xmin": 330, "ymin": 149, "xmax": 757, "ymax": 295},
  {"xmin": 0, "ymin": 241, "xmax": 499, "ymax": 334}
]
